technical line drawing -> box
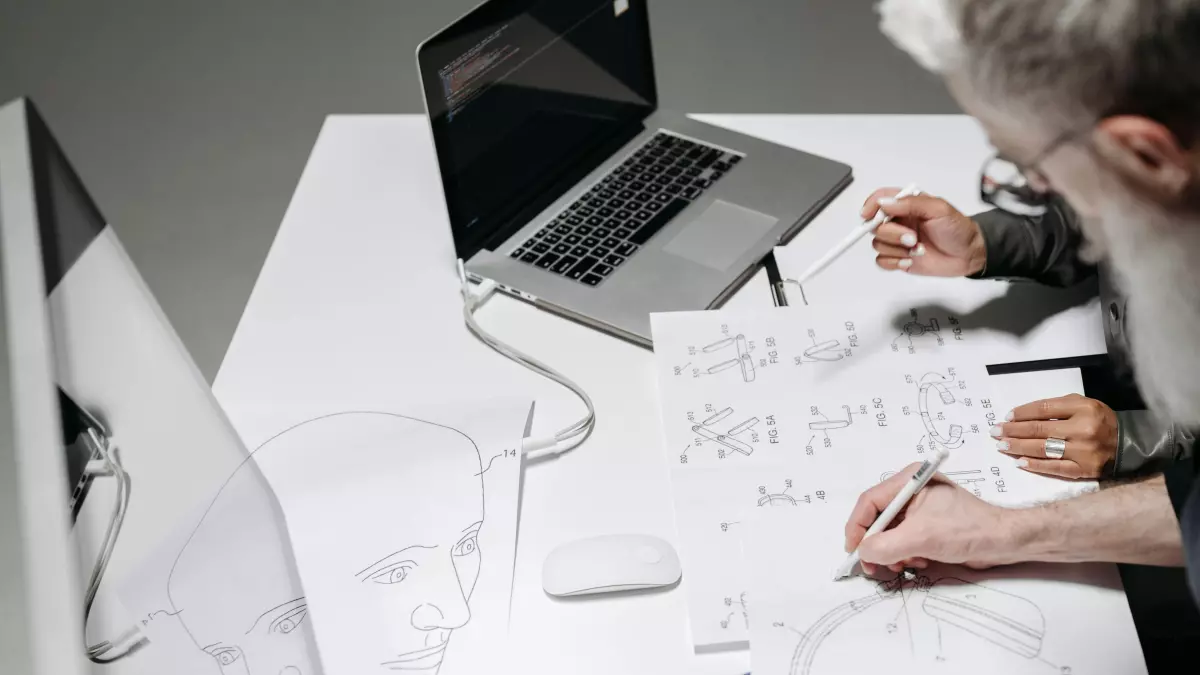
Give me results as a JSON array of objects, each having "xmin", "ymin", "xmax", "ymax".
[
  {"xmin": 917, "ymin": 373, "xmax": 965, "ymax": 449},
  {"xmin": 756, "ymin": 478, "xmax": 799, "ymax": 507},
  {"xmin": 699, "ymin": 334, "xmax": 756, "ymax": 381},
  {"xmin": 795, "ymin": 329, "xmax": 850, "ymax": 365},
  {"xmin": 690, "ymin": 407, "xmax": 760, "ymax": 457},
  {"xmin": 721, "ymin": 591, "xmax": 750, "ymax": 631},
  {"xmin": 892, "ymin": 311, "xmax": 947, "ymax": 353},
  {"xmin": 163, "ymin": 412, "xmax": 490, "ymax": 675},
  {"xmin": 787, "ymin": 574, "xmax": 1064, "ymax": 675},
  {"xmin": 946, "ymin": 470, "xmax": 986, "ymax": 487},
  {"xmin": 808, "ymin": 405, "xmax": 856, "ymax": 442},
  {"xmin": 703, "ymin": 337, "xmax": 736, "ymax": 353},
  {"xmin": 729, "ymin": 417, "xmax": 760, "ymax": 436},
  {"xmin": 758, "ymin": 493, "xmax": 799, "ymax": 507},
  {"xmin": 803, "ymin": 340, "xmax": 845, "ymax": 362},
  {"xmin": 703, "ymin": 408, "xmax": 735, "ymax": 426},
  {"xmin": 694, "ymin": 424, "xmax": 754, "ymax": 455},
  {"xmin": 708, "ymin": 359, "xmax": 741, "ymax": 374}
]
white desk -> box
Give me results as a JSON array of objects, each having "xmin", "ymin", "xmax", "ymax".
[{"xmin": 97, "ymin": 115, "xmax": 1099, "ymax": 674}]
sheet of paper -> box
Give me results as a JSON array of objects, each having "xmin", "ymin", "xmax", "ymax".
[
  {"xmin": 746, "ymin": 505, "xmax": 1146, "ymax": 675},
  {"xmin": 119, "ymin": 399, "xmax": 529, "ymax": 675},
  {"xmin": 652, "ymin": 305, "xmax": 1095, "ymax": 648},
  {"xmin": 772, "ymin": 244, "xmax": 1105, "ymax": 365}
]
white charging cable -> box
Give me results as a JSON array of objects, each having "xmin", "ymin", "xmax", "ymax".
[
  {"xmin": 81, "ymin": 429, "xmax": 148, "ymax": 663},
  {"xmin": 457, "ymin": 260, "xmax": 596, "ymax": 459}
]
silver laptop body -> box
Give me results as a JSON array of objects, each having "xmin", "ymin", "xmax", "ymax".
[{"xmin": 418, "ymin": 0, "xmax": 852, "ymax": 344}]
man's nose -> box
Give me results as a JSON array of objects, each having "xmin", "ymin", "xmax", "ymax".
[{"xmin": 410, "ymin": 569, "xmax": 472, "ymax": 630}]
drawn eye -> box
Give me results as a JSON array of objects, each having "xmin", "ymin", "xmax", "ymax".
[
  {"xmin": 211, "ymin": 647, "xmax": 242, "ymax": 666},
  {"xmin": 453, "ymin": 534, "xmax": 479, "ymax": 557},
  {"xmin": 368, "ymin": 563, "xmax": 413, "ymax": 585},
  {"xmin": 270, "ymin": 605, "xmax": 308, "ymax": 635}
]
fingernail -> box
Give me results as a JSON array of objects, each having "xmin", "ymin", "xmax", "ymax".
[
  {"xmin": 996, "ymin": 441, "xmax": 1010, "ymax": 452},
  {"xmin": 900, "ymin": 233, "xmax": 917, "ymax": 247},
  {"xmin": 910, "ymin": 244, "xmax": 926, "ymax": 257},
  {"xmin": 878, "ymin": 197, "xmax": 897, "ymax": 206},
  {"xmin": 989, "ymin": 425, "xmax": 1003, "ymax": 438},
  {"xmin": 1005, "ymin": 410, "xmax": 1014, "ymax": 421},
  {"xmin": 1015, "ymin": 459, "xmax": 1029, "ymax": 468},
  {"xmin": 898, "ymin": 259, "xmax": 913, "ymax": 270}
]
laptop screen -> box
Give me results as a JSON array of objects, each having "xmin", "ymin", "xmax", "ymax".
[{"xmin": 419, "ymin": 0, "xmax": 657, "ymax": 258}]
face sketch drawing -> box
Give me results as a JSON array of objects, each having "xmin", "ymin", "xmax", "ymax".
[
  {"xmin": 250, "ymin": 412, "xmax": 486, "ymax": 674},
  {"xmin": 168, "ymin": 440, "xmax": 317, "ymax": 675},
  {"xmin": 169, "ymin": 412, "xmax": 485, "ymax": 675}
]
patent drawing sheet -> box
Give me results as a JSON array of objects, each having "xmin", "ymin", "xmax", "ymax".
[
  {"xmin": 652, "ymin": 306, "xmax": 1093, "ymax": 648},
  {"xmin": 746, "ymin": 506, "xmax": 1146, "ymax": 675},
  {"xmin": 118, "ymin": 399, "xmax": 528, "ymax": 675},
  {"xmin": 771, "ymin": 242, "xmax": 1106, "ymax": 366}
]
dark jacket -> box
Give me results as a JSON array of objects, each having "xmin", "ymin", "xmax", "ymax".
[{"xmin": 971, "ymin": 199, "xmax": 1195, "ymax": 476}]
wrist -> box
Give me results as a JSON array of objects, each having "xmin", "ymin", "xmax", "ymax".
[
  {"xmin": 987, "ymin": 505, "xmax": 1049, "ymax": 565},
  {"xmin": 965, "ymin": 221, "xmax": 988, "ymax": 276}
]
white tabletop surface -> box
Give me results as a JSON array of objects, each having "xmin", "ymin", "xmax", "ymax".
[{"xmin": 94, "ymin": 114, "xmax": 1098, "ymax": 674}]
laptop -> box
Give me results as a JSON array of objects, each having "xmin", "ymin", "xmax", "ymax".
[{"xmin": 417, "ymin": 0, "xmax": 852, "ymax": 344}]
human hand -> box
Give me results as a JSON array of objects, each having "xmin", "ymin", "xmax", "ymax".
[
  {"xmin": 992, "ymin": 394, "xmax": 1118, "ymax": 479},
  {"xmin": 843, "ymin": 464, "xmax": 1018, "ymax": 576},
  {"xmin": 860, "ymin": 188, "xmax": 987, "ymax": 276}
]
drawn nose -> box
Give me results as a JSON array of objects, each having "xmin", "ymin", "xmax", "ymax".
[
  {"xmin": 278, "ymin": 668, "xmax": 301, "ymax": 675},
  {"xmin": 411, "ymin": 571, "xmax": 472, "ymax": 630}
]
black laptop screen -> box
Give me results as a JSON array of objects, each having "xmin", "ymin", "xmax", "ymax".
[{"xmin": 419, "ymin": 0, "xmax": 657, "ymax": 258}]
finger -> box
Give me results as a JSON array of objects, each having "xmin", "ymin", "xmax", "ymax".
[
  {"xmin": 994, "ymin": 418, "xmax": 1074, "ymax": 440},
  {"xmin": 997, "ymin": 437, "xmax": 1087, "ymax": 459},
  {"xmin": 1016, "ymin": 457, "xmax": 1086, "ymax": 479},
  {"xmin": 861, "ymin": 561, "xmax": 880, "ymax": 577},
  {"xmin": 861, "ymin": 187, "xmax": 903, "ymax": 218},
  {"xmin": 844, "ymin": 468, "xmax": 918, "ymax": 550},
  {"xmin": 876, "ymin": 194, "xmax": 956, "ymax": 222},
  {"xmin": 888, "ymin": 563, "xmax": 906, "ymax": 573},
  {"xmin": 905, "ymin": 557, "xmax": 930, "ymax": 569},
  {"xmin": 1007, "ymin": 394, "xmax": 1089, "ymax": 422},
  {"xmin": 876, "ymin": 256, "xmax": 914, "ymax": 272},
  {"xmin": 872, "ymin": 239, "xmax": 912, "ymax": 259},
  {"xmin": 874, "ymin": 221, "xmax": 919, "ymax": 248},
  {"xmin": 859, "ymin": 526, "xmax": 925, "ymax": 566}
]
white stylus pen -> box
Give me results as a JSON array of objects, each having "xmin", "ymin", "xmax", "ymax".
[
  {"xmin": 833, "ymin": 447, "xmax": 949, "ymax": 581},
  {"xmin": 792, "ymin": 183, "xmax": 922, "ymax": 288}
]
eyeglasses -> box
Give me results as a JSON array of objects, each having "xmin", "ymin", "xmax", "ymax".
[{"xmin": 979, "ymin": 124, "xmax": 1090, "ymax": 217}]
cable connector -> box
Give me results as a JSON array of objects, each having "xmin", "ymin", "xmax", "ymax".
[{"xmin": 457, "ymin": 258, "xmax": 596, "ymax": 459}]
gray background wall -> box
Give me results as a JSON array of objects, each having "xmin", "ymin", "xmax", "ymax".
[{"xmin": 0, "ymin": 0, "xmax": 956, "ymax": 381}]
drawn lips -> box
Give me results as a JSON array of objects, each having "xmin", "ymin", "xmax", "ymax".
[{"xmin": 387, "ymin": 642, "xmax": 447, "ymax": 670}]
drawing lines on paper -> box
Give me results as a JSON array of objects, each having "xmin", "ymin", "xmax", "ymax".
[
  {"xmin": 689, "ymin": 406, "xmax": 761, "ymax": 458},
  {"xmin": 785, "ymin": 575, "xmax": 1068, "ymax": 675},
  {"xmin": 916, "ymin": 372, "xmax": 965, "ymax": 450},
  {"xmin": 163, "ymin": 411, "xmax": 489, "ymax": 675}
]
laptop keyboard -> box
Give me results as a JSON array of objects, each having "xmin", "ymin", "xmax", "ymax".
[{"xmin": 508, "ymin": 131, "xmax": 743, "ymax": 286}]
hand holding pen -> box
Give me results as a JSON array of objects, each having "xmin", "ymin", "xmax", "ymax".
[
  {"xmin": 840, "ymin": 459, "xmax": 1019, "ymax": 576},
  {"xmin": 860, "ymin": 188, "xmax": 989, "ymax": 277}
]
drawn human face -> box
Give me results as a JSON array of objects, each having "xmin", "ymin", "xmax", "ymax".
[
  {"xmin": 343, "ymin": 425, "xmax": 484, "ymax": 673},
  {"xmin": 170, "ymin": 455, "xmax": 319, "ymax": 675},
  {"xmin": 250, "ymin": 413, "xmax": 487, "ymax": 674},
  {"xmin": 200, "ymin": 598, "xmax": 313, "ymax": 675}
]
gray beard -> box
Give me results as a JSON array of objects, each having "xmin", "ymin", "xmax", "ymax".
[{"xmin": 1086, "ymin": 198, "xmax": 1200, "ymax": 426}]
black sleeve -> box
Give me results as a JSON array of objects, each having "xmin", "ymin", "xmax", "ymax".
[{"xmin": 970, "ymin": 197, "xmax": 1097, "ymax": 287}]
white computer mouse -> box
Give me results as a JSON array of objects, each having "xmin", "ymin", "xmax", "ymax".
[{"xmin": 542, "ymin": 534, "xmax": 682, "ymax": 597}]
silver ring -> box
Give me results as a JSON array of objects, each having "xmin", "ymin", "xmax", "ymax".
[{"xmin": 1043, "ymin": 437, "xmax": 1067, "ymax": 459}]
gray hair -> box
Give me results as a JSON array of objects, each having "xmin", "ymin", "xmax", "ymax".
[{"xmin": 880, "ymin": 0, "xmax": 1200, "ymax": 145}]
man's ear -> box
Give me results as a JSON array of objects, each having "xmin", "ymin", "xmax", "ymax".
[{"xmin": 1093, "ymin": 116, "xmax": 1192, "ymax": 202}]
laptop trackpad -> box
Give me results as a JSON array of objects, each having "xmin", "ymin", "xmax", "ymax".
[{"xmin": 662, "ymin": 200, "xmax": 778, "ymax": 271}]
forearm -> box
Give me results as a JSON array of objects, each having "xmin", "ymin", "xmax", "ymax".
[
  {"xmin": 1002, "ymin": 475, "xmax": 1184, "ymax": 566},
  {"xmin": 971, "ymin": 200, "xmax": 1097, "ymax": 287}
]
